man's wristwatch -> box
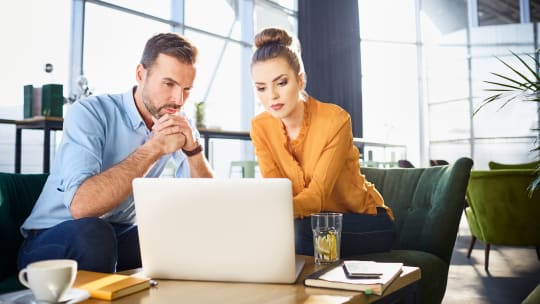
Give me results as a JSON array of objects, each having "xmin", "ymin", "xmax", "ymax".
[{"xmin": 182, "ymin": 142, "xmax": 203, "ymax": 157}]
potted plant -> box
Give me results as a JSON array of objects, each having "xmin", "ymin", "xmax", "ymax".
[
  {"xmin": 65, "ymin": 75, "xmax": 93, "ymax": 104},
  {"xmin": 474, "ymin": 50, "xmax": 540, "ymax": 193},
  {"xmin": 195, "ymin": 101, "xmax": 206, "ymax": 129}
]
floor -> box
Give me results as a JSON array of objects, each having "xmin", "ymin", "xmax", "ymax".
[{"xmin": 442, "ymin": 215, "xmax": 540, "ymax": 304}]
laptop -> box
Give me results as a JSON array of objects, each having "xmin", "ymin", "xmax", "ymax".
[{"xmin": 132, "ymin": 178, "xmax": 304, "ymax": 284}]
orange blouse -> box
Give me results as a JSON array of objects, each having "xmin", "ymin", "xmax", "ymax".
[{"xmin": 250, "ymin": 96, "xmax": 394, "ymax": 219}]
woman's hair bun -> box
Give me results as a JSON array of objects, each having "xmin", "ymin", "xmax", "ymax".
[{"xmin": 254, "ymin": 28, "xmax": 293, "ymax": 49}]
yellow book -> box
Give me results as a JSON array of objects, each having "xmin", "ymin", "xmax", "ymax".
[{"xmin": 73, "ymin": 270, "xmax": 151, "ymax": 301}]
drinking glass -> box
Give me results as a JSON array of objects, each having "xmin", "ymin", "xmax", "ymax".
[{"xmin": 311, "ymin": 212, "xmax": 342, "ymax": 264}]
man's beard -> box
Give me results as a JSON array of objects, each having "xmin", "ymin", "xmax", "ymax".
[{"xmin": 142, "ymin": 89, "xmax": 180, "ymax": 119}]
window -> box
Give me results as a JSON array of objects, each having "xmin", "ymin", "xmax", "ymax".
[
  {"xmin": 478, "ymin": 0, "xmax": 520, "ymax": 26},
  {"xmin": 102, "ymin": 0, "xmax": 170, "ymax": 19},
  {"xmin": 359, "ymin": 0, "xmax": 420, "ymax": 164},
  {"xmin": 84, "ymin": 2, "xmax": 170, "ymax": 95},
  {"xmin": 0, "ymin": 1, "xmax": 71, "ymax": 172},
  {"xmin": 185, "ymin": 0, "xmax": 241, "ymax": 40},
  {"xmin": 185, "ymin": 30, "xmax": 243, "ymax": 130}
]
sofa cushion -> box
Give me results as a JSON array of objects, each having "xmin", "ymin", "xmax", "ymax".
[
  {"xmin": 361, "ymin": 158, "xmax": 473, "ymax": 265},
  {"xmin": 359, "ymin": 158, "xmax": 473, "ymax": 304},
  {"xmin": 0, "ymin": 173, "xmax": 48, "ymax": 293},
  {"xmin": 353, "ymin": 249, "xmax": 448, "ymax": 304}
]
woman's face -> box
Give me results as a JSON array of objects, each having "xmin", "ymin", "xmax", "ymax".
[{"xmin": 251, "ymin": 57, "xmax": 304, "ymax": 120}]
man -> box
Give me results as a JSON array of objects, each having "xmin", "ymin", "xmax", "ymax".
[{"xmin": 18, "ymin": 32, "xmax": 213, "ymax": 272}]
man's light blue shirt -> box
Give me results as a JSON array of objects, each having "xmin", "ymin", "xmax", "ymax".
[{"xmin": 21, "ymin": 88, "xmax": 197, "ymax": 235}]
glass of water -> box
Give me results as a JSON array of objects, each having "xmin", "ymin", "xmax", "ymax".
[{"xmin": 311, "ymin": 212, "xmax": 343, "ymax": 264}]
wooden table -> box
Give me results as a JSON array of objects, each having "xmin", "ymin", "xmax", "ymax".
[
  {"xmin": 82, "ymin": 256, "xmax": 420, "ymax": 304},
  {"xmin": 14, "ymin": 116, "xmax": 63, "ymax": 173}
]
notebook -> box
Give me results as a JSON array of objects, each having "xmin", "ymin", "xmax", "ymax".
[{"xmin": 132, "ymin": 178, "xmax": 304, "ymax": 284}]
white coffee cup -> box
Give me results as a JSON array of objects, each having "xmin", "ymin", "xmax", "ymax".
[{"xmin": 18, "ymin": 259, "xmax": 77, "ymax": 303}]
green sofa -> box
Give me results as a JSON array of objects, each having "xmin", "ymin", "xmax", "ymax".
[
  {"xmin": 0, "ymin": 172, "xmax": 48, "ymax": 294},
  {"xmin": 352, "ymin": 157, "xmax": 473, "ymax": 304},
  {"xmin": 0, "ymin": 159, "xmax": 474, "ymax": 303},
  {"xmin": 465, "ymin": 169, "xmax": 540, "ymax": 271}
]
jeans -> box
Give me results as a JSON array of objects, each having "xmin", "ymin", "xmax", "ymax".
[
  {"xmin": 295, "ymin": 207, "xmax": 396, "ymax": 257},
  {"xmin": 18, "ymin": 217, "xmax": 141, "ymax": 272}
]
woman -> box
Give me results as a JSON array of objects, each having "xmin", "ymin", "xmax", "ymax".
[{"xmin": 249, "ymin": 27, "xmax": 396, "ymax": 257}]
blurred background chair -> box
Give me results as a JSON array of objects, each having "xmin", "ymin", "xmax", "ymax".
[
  {"xmin": 430, "ymin": 159, "xmax": 449, "ymax": 166},
  {"xmin": 228, "ymin": 160, "xmax": 258, "ymax": 178},
  {"xmin": 398, "ymin": 159, "xmax": 451, "ymax": 168},
  {"xmin": 488, "ymin": 160, "xmax": 540, "ymax": 170},
  {"xmin": 397, "ymin": 159, "xmax": 415, "ymax": 168},
  {"xmin": 465, "ymin": 169, "xmax": 540, "ymax": 272},
  {"xmin": 354, "ymin": 157, "xmax": 473, "ymax": 304}
]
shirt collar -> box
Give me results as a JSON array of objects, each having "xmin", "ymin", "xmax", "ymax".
[{"xmin": 122, "ymin": 86, "xmax": 146, "ymax": 130}]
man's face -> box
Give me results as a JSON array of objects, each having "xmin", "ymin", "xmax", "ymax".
[{"xmin": 137, "ymin": 53, "xmax": 196, "ymax": 120}]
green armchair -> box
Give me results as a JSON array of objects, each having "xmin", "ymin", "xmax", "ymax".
[
  {"xmin": 0, "ymin": 172, "xmax": 48, "ymax": 293},
  {"xmin": 522, "ymin": 284, "xmax": 540, "ymax": 304},
  {"xmin": 352, "ymin": 157, "xmax": 473, "ymax": 304},
  {"xmin": 465, "ymin": 169, "xmax": 540, "ymax": 272},
  {"xmin": 488, "ymin": 160, "xmax": 540, "ymax": 170}
]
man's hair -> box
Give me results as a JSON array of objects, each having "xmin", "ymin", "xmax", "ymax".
[{"xmin": 140, "ymin": 32, "xmax": 198, "ymax": 69}]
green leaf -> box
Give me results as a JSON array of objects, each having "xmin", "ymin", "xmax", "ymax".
[
  {"xmin": 496, "ymin": 54, "xmax": 536, "ymax": 87},
  {"xmin": 489, "ymin": 71, "xmax": 530, "ymax": 88},
  {"xmin": 528, "ymin": 174, "xmax": 540, "ymax": 197},
  {"xmin": 476, "ymin": 50, "xmax": 540, "ymax": 121},
  {"xmin": 510, "ymin": 51, "xmax": 540, "ymax": 83},
  {"xmin": 484, "ymin": 79, "xmax": 526, "ymax": 91}
]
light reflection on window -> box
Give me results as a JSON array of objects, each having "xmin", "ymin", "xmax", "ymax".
[
  {"xmin": 359, "ymin": 0, "xmax": 419, "ymax": 162},
  {"xmin": 0, "ymin": 0, "xmax": 70, "ymax": 173},
  {"xmin": 185, "ymin": 30, "xmax": 242, "ymax": 130},
  {"xmin": 0, "ymin": 1, "xmax": 71, "ymax": 109},
  {"xmin": 185, "ymin": 0, "xmax": 241, "ymax": 39},
  {"xmin": 359, "ymin": 0, "xmax": 416, "ymax": 42},
  {"xmin": 84, "ymin": 3, "xmax": 169, "ymax": 95},
  {"xmin": 255, "ymin": 1, "xmax": 296, "ymax": 33},
  {"xmin": 271, "ymin": 0, "xmax": 296, "ymax": 11},
  {"xmin": 101, "ymin": 0, "xmax": 171, "ymax": 20}
]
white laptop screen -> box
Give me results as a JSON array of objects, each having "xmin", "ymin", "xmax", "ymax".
[{"xmin": 132, "ymin": 178, "xmax": 302, "ymax": 284}]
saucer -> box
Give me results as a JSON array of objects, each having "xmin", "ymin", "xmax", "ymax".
[
  {"xmin": 0, "ymin": 288, "xmax": 89, "ymax": 304},
  {"xmin": 59, "ymin": 288, "xmax": 90, "ymax": 303}
]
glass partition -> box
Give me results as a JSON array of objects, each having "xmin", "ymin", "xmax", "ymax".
[
  {"xmin": 84, "ymin": 3, "xmax": 169, "ymax": 96},
  {"xmin": 0, "ymin": 1, "xmax": 71, "ymax": 173},
  {"xmin": 468, "ymin": 23, "xmax": 538, "ymax": 168},
  {"xmin": 101, "ymin": 0, "xmax": 171, "ymax": 20},
  {"xmin": 359, "ymin": 0, "xmax": 418, "ymax": 165},
  {"xmin": 185, "ymin": 0, "xmax": 242, "ymax": 40}
]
